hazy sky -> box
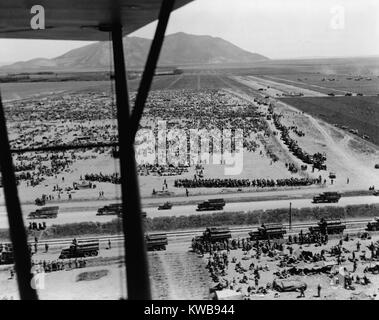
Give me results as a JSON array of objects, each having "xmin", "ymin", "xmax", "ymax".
[{"xmin": 0, "ymin": 0, "xmax": 378, "ymax": 63}]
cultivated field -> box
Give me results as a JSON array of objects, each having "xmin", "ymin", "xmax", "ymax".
[{"xmin": 279, "ymin": 96, "xmax": 379, "ymax": 145}]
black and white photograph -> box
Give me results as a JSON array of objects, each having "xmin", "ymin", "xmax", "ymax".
[{"xmin": 0, "ymin": 0, "xmax": 379, "ymax": 303}]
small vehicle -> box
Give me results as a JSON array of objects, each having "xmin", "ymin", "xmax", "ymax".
[
  {"xmin": 28, "ymin": 206, "xmax": 59, "ymax": 219},
  {"xmin": 73, "ymin": 181, "xmax": 94, "ymax": 190},
  {"xmin": 196, "ymin": 199, "xmax": 226, "ymax": 211},
  {"xmin": 59, "ymin": 240, "xmax": 99, "ymax": 259},
  {"xmin": 375, "ymin": 164, "xmax": 379, "ymax": 169},
  {"xmin": 312, "ymin": 192, "xmax": 341, "ymax": 203},
  {"xmin": 97, "ymin": 203, "xmax": 122, "ymax": 216},
  {"xmin": 35, "ymin": 197, "xmax": 46, "ymax": 206},
  {"xmin": 145, "ymin": 233, "xmax": 168, "ymax": 251},
  {"xmin": 329, "ymin": 172, "xmax": 336, "ymax": 179},
  {"xmin": 158, "ymin": 202, "xmax": 173, "ymax": 210},
  {"xmin": 366, "ymin": 217, "xmax": 379, "ymax": 231}
]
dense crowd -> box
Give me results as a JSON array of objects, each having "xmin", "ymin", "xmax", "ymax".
[
  {"xmin": 137, "ymin": 164, "xmax": 189, "ymax": 176},
  {"xmin": 199, "ymin": 229, "xmax": 379, "ymax": 299},
  {"xmin": 84, "ymin": 173, "xmax": 120, "ymax": 184},
  {"xmin": 272, "ymin": 112, "xmax": 327, "ymax": 170},
  {"xmin": 32, "ymin": 258, "xmax": 87, "ymax": 274},
  {"xmin": 174, "ymin": 176, "xmax": 322, "ymax": 188}
]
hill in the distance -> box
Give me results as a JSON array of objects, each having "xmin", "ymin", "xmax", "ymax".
[{"xmin": 1, "ymin": 32, "xmax": 269, "ymax": 72}]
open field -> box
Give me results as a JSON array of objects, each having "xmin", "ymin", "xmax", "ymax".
[{"xmin": 278, "ymin": 96, "xmax": 379, "ymax": 145}]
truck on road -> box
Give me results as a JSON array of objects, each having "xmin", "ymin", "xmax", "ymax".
[
  {"xmin": 249, "ymin": 223, "xmax": 287, "ymax": 241},
  {"xmin": 312, "ymin": 192, "xmax": 341, "ymax": 203},
  {"xmin": 145, "ymin": 233, "xmax": 168, "ymax": 251},
  {"xmin": 97, "ymin": 203, "xmax": 146, "ymax": 218},
  {"xmin": 309, "ymin": 218, "xmax": 346, "ymax": 235},
  {"xmin": 196, "ymin": 199, "xmax": 226, "ymax": 211},
  {"xmin": 202, "ymin": 227, "xmax": 232, "ymax": 243},
  {"xmin": 28, "ymin": 206, "xmax": 59, "ymax": 219},
  {"xmin": 97, "ymin": 203, "xmax": 122, "ymax": 216},
  {"xmin": 59, "ymin": 239, "xmax": 99, "ymax": 259}
]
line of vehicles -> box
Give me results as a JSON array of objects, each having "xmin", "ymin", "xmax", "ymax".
[
  {"xmin": 27, "ymin": 189, "xmax": 379, "ymax": 221},
  {"xmin": 1, "ymin": 215, "xmax": 379, "ymax": 264}
]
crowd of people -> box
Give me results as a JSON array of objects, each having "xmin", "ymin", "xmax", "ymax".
[
  {"xmin": 84, "ymin": 173, "xmax": 121, "ymax": 184},
  {"xmin": 137, "ymin": 164, "xmax": 189, "ymax": 176},
  {"xmin": 32, "ymin": 258, "xmax": 87, "ymax": 274},
  {"xmin": 28, "ymin": 222, "xmax": 47, "ymax": 231},
  {"xmin": 272, "ymin": 112, "xmax": 327, "ymax": 170},
  {"xmin": 192, "ymin": 224, "xmax": 379, "ymax": 299},
  {"xmin": 175, "ymin": 176, "xmax": 322, "ymax": 188}
]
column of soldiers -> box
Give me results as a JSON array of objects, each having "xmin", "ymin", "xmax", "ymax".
[
  {"xmin": 175, "ymin": 177, "xmax": 321, "ymax": 188},
  {"xmin": 32, "ymin": 258, "xmax": 87, "ymax": 273}
]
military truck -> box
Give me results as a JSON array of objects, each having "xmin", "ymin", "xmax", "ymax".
[
  {"xmin": 249, "ymin": 223, "xmax": 287, "ymax": 241},
  {"xmin": 28, "ymin": 206, "xmax": 59, "ymax": 219},
  {"xmin": 96, "ymin": 203, "xmax": 122, "ymax": 216},
  {"xmin": 59, "ymin": 239, "xmax": 99, "ymax": 259},
  {"xmin": 96, "ymin": 203, "xmax": 146, "ymax": 218},
  {"xmin": 202, "ymin": 227, "xmax": 232, "ymax": 243},
  {"xmin": 309, "ymin": 218, "xmax": 346, "ymax": 235},
  {"xmin": 158, "ymin": 202, "xmax": 173, "ymax": 210},
  {"xmin": 196, "ymin": 199, "xmax": 226, "ymax": 211},
  {"xmin": 145, "ymin": 233, "xmax": 168, "ymax": 251},
  {"xmin": 366, "ymin": 217, "xmax": 379, "ymax": 231},
  {"xmin": 312, "ymin": 192, "xmax": 341, "ymax": 203}
]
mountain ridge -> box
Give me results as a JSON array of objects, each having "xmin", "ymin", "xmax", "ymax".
[{"xmin": 1, "ymin": 32, "xmax": 269, "ymax": 72}]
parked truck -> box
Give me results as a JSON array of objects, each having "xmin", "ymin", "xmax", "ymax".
[
  {"xmin": 309, "ymin": 218, "xmax": 346, "ymax": 235},
  {"xmin": 196, "ymin": 199, "xmax": 226, "ymax": 211},
  {"xmin": 58, "ymin": 239, "xmax": 99, "ymax": 259},
  {"xmin": 202, "ymin": 227, "xmax": 232, "ymax": 242},
  {"xmin": 28, "ymin": 206, "xmax": 59, "ymax": 219},
  {"xmin": 249, "ymin": 223, "xmax": 287, "ymax": 241},
  {"xmin": 312, "ymin": 192, "xmax": 341, "ymax": 203},
  {"xmin": 145, "ymin": 233, "xmax": 168, "ymax": 251}
]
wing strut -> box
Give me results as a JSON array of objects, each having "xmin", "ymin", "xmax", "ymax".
[
  {"xmin": 0, "ymin": 93, "xmax": 38, "ymax": 300},
  {"xmin": 110, "ymin": 0, "xmax": 175, "ymax": 300}
]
